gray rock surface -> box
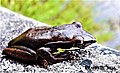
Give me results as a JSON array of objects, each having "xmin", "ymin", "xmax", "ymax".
[{"xmin": 0, "ymin": 7, "xmax": 120, "ymax": 73}]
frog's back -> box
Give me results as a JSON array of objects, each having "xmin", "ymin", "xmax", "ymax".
[
  {"xmin": 8, "ymin": 27, "xmax": 53, "ymax": 49},
  {"xmin": 8, "ymin": 22, "xmax": 96, "ymax": 49},
  {"xmin": 8, "ymin": 28, "xmax": 33, "ymax": 47}
]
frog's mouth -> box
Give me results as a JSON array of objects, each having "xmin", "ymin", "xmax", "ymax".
[{"xmin": 84, "ymin": 40, "xmax": 96, "ymax": 47}]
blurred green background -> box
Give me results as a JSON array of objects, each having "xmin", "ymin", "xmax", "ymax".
[{"xmin": 1, "ymin": 0, "xmax": 114, "ymax": 46}]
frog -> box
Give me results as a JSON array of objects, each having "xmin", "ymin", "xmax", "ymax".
[{"xmin": 2, "ymin": 22, "xmax": 96, "ymax": 68}]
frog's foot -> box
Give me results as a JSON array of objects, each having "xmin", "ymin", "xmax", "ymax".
[
  {"xmin": 2, "ymin": 45, "xmax": 37, "ymax": 61},
  {"xmin": 37, "ymin": 59, "xmax": 48, "ymax": 68},
  {"xmin": 37, "ymin": 48, "xmax": 68, "ymax": 65}
]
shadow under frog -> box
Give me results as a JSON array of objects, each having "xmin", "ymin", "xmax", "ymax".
[{"xmin": 2, "ymin": 22, "xmax": 96, "ymax": 68}]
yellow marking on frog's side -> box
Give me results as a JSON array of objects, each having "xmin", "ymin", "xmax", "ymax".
[{"xmin": 53, "ymin": 47, "xmax": 80, "ymax": 54}]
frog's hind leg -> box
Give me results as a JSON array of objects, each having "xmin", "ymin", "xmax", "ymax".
[{"xmin": 2, "ymin": 46, "xmax": 37, "ymax": 61}]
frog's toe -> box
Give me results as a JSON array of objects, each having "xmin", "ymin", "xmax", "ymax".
[{"xmin": 37, "ymin": 59, "xmax": 48, "ymax": 68}]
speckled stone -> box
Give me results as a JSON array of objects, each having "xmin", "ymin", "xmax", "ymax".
[{"xmin": 0, "ymin": 7, "xmax": 120, "ymax": 73}]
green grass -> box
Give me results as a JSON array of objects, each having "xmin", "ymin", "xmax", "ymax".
[{"xmin": 1, "ymin": 0, "xmax": 113, "ymax": 43}]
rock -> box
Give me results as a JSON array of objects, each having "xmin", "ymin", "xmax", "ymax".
[{"xmin": 0, "ymin": 7, "xmax": 120, "ymax": 73}]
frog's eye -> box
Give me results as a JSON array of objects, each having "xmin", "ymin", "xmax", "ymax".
[
  {"xmin": 72, "ymin": 22, "xmax": 82, "ymax": 28},
  {"xmin": 72, "ymin": 22, "xmax": 80, "ymax": 24}
]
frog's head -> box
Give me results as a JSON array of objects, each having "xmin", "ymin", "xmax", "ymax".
[{"xmin": 71, "ymin": 22, "xmax": 96, "ymax": 48}]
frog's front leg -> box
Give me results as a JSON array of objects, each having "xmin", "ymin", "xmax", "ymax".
[
  {"xmin": 37, "ymin": 48, "xmax": 68, "ymax": 65},
  {"xmin": 2, "ymin": 45, "xmax": 37, "ymax": 61}
]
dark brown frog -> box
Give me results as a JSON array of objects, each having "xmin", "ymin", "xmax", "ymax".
[{"xmin": 2, "ymin": 22, "xmax": 96, "ymax": 68}]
